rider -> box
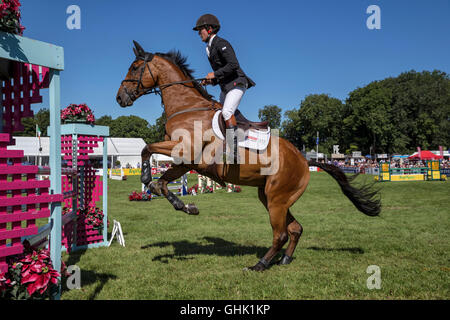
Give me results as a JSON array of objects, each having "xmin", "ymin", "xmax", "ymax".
[{"xmin": 193, "ymin": 14, "xmax": 255, "ymax": 162}]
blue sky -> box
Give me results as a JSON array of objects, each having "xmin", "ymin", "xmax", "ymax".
[{"xmin": 20, "ymin": 0, "xmax": 450, "ymax": 126}]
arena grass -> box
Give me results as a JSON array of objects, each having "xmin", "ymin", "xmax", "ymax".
[{"xmin": 60, "ymin": 173, "xmax": 449, "ymax": 300}]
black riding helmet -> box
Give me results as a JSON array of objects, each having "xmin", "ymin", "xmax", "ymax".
[{"xmin": 193, "ymin": 14, "xmax": 220, "ymax": 33}]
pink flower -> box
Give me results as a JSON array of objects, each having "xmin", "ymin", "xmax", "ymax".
[
  {"xmin": 0, "ymin": 272, "xmax": 8, "ymax": 292},
  {"xmin": 21, "ymin": 263, "xmax": 59, "ymax": 296}
]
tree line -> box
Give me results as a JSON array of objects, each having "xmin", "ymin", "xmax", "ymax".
[
  {"xmin": 269, "ymin": 70, "xmax": 449, "ymax": 155},
  {"xmin": 17, "ymin": 70, "xmax": 449, "ymax": 156}
]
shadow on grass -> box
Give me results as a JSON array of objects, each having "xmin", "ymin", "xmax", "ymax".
[
  {"xmin": 141, "ymin": 236, "xmax": 268, "ymax": 263},
  {"xmin": 62, "ymin": 249, "xmax": 117, "ymax": 299},
  {"xmin": 306, "ymin": 246, "xmax": 364, "ymax": 254}
]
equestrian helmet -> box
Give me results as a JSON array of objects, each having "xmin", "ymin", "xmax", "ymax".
[{"xmin": 193, "ymin": 14, "xmax": 220, "ymax": 32}]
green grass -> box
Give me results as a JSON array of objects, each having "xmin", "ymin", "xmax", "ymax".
[{"xmin": 60, "ymin": 173, "xmax": 450, "ymax": 300}]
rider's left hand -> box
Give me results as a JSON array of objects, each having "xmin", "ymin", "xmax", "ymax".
[{"xmin": 202, "ymin": 72, "xmax": 215, "ymax": 85}]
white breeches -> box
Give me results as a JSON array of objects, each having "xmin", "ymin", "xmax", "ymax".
[{"xmin": 219, "ymin": 87, "xmax": 246, "ymax": 121}]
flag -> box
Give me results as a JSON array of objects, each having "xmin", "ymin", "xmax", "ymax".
[
  {"xmin": 439, "ymin": 146, "xmax": 443, "ymax": 158},
  {"xmin": 36, "ymin": 124, "xmax": 41, "ymax": 138},
  {"xmin": 417, "ymin": 147, "xmax": 421, "ymax": 160},
  {"xmin": 36, "ymin": 124, "xmax": 42, "ymax": 152}
]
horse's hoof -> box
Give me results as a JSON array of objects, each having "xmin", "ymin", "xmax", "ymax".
[
  {"xmin": 149, "ymin": 181, "xmax": 162, "ymax": 196},
  {"xmin": 244, "ymin": 262, "xmax": 267, "ymax": 272},
  {"xmin": 184, "ymin": 203, "xmax": 199, "ymax": 215},
  {"xmin": 277, "ymin": 254, "xmax": 293, "ymax": 265}
]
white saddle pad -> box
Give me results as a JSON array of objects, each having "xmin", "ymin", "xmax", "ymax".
[{"xmin": 212, "ymin": 110, "xmax": 271, "ymax": 151}]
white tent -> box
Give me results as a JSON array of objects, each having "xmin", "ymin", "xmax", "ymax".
[
  {"xmin": 9, "ymin": 136, "xmax": 175, "ymax": 168},
  {"xmin": 151, "ymin": 153, "xmax": 174, "ymax": 167}
]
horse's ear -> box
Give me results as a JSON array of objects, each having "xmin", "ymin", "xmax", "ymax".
[
  {"xmin": 133, "ymin": 47, "xmax": 139, "ymax": 58},
  {"xmin": 133, "ymin": 40, "xmax": 145, "ymax": 55}
]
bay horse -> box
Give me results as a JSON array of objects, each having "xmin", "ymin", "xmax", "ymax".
[{"xmin": 116, "ymin": 41, "xmax": 381, "ymax": 271}]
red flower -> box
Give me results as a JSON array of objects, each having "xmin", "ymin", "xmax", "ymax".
[
  {"xmin": 0, "ymin": 272, "xmax": 8, "ymax": 293},
  {"xmin": 21, "ymin": 262, "xmax": 59, "ymax": 296}
]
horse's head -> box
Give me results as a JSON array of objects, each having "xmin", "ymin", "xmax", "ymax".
[{"xmin": 116, "ymin": 41, "xmax": 159, "ymax": 107}]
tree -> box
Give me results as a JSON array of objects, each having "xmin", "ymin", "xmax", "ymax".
[
  {"xmin": 343, "ymin": 70, "xmax": 450, "ymax": 154},
  {"xmin": 281, "ymin": 94, "xmax": 345, "ymax": 154},
  {"xmin": 95, "ymin": 115, "xmax": 113, "ymax": 127},
  {"xmin": 147, "ymin": 112, "xmax": 167, "ymax": 144},
  {"xmin": 109, "ymin": 115, "xmax": 152, "ymax": 142},
  {"xmin": 258, "ymin": 105, "xmax": 282, "ymax": 129},
  {"xmin": 343, "ymin": 81, "xmax": 395, "ymax": 155},
  {"xmin": 14, "ymin": 108, "xmax": 50, "ymax": 137}
]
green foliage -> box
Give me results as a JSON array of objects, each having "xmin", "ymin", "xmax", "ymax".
[
  {"xmin": 281, "ymin": 94, "xmax": 344, "ymax": 153},
  {"xmin": 343, "ymin": 70, "xmax": 450, "ymax": 154},
  {"xmin": 91, "ymin": 113, "xmax": 166, "ymax": 144},
  {"xmin": 147, "ymin": 112, "xmax": 167, "ymax": 144},
  {"xmin": 95, "ymin": 115, "xmax": 113, "ymax": 127},
  {"xmin": 258, "ymin": 105, "xmax": 282, "ymax": 129},
  {"xmin": 14, "ymin": 108, "xmax": 49, "ymax": 137},
  {"xmin": 281, "ymin": 70, "xmax": 449, "ymax": 155},
  {"xmin": 109, "ymin": 115, "xmax": 149, "ymax": 138}
]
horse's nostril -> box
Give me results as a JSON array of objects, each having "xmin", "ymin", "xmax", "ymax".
[{"xmin": 116, "ymin": 96, "xmax": 122, "ymax": 104}]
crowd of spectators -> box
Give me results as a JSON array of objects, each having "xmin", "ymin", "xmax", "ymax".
[{"xmin": 325, "ymin": 157, "xmax": 450, "ymax": 173}]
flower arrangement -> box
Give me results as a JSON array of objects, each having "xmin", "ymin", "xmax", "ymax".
[
  {"xmin": 0, "ymin": 0, "xmax": 25, "ymax": 35},
  {"xmin": 129, "ymin": 190, "xmax": 152, "ymax": 201},
  {"xmin": 0, "ymin": 241, "xmax": 60, "ymax": 300},
  {"xmin": 61, "ymin": 103, "xmax": 95, "ymax": 124},
  {"xmin": 77, "ymin": 206, "xmax": 104, "ymax": 231},
  {"xmin": 188, "ymin": 183, "xmax": 214, "ymax": 194},
  {"xmin": 202, "ymin": 185, "xmax": 214, "ymax": 193},
  {"xmin": 227, "ymin": 184, "xmax": 242, "ymax": 193},
  {"xmin": 188, "ymin": 184, "xmax": 199, "ymax": 195}
]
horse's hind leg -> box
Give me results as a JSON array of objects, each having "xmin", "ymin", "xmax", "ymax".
[
  {"xmin": 249, "ymin": 188, "xmax": 289, "ymax": 271},
  {"xmin": 278, "ymin": 210, "xmax": 303, "ymax": 265}
]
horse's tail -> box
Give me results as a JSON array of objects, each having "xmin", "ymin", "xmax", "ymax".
[{"xmin": 308, "ymin": 160, "xmax": 381, "ymax": 217}]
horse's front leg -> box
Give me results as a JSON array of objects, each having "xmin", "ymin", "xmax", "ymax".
[
  {"xmin": 155, "ymin": 165, "xmax": 199, "ymax": 215},
  {"xmin": 140, "ymin": 141, "xmax": 198, "ymax": 215},
  {"xmin": 140, "ymin": 141, "xmax": 180, "ymax": 186}
]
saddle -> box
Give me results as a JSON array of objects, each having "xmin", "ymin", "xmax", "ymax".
[
  {"xmin": 218, "ymin": 109, "xmax": 269, "ymax": 135},
  {"xmin": 212, "ymin": 110, "xmax": 271, "ymax": 151}
]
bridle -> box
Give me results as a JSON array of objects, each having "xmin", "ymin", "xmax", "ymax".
[
  {"xmin": 120, "ymin": 53, "xmax": 206, "ymax": 102},
  {"xmin": 120, "ymin": 53, "xmax": 218, "ymax": 120}
]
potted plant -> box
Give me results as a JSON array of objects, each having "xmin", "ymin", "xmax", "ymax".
[
  {"xmin": 77, "ymin": 207, "xmax": 105, "ymax": 232},
  {"xmin": 0, "ymin": 241, "xmax": 60, "ymax": 300},
  {"xmin": 0, "ymin": 0, "xmax": 26, "ymax": 80},
  {"xmin": 61, "ymin": 103, "xmax": 96, "ymax": 124}
]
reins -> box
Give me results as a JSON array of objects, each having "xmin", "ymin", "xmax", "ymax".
[{"xmin": 121, "ymin": 55, "xmax": 218, "ymax": 120}]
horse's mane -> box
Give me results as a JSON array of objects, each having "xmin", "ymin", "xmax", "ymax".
[{"xmin": 155, "ymin": 50, "xmax": 213, "ymax": 101}]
